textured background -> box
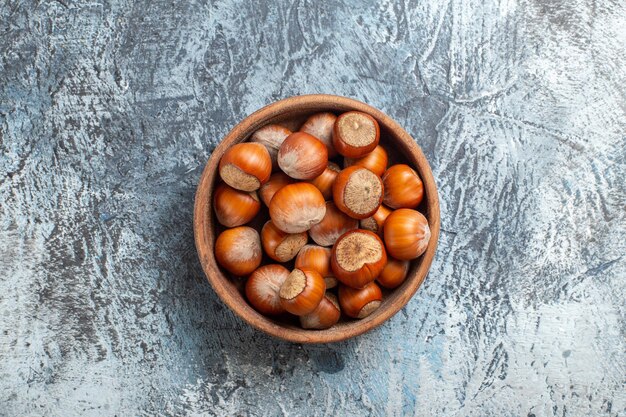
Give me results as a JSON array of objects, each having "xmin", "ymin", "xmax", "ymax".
[{"xmin": 1, "ymin": 0, "xmax": 625, "ymax": 416}]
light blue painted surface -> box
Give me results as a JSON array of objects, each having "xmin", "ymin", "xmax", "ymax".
[{"xmin": 0, "ymin": 0, "xmax": 625, "ymax": 416}]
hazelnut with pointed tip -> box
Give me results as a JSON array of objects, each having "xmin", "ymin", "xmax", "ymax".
[
  {"xmin": 213, "ymin": 183, "xmax": 261, "ymax": 227},
  {"xmin": 382, "ymin": 164, "xmax": 424, "ymax": 209},
  {"xmin": 215, "ymin": 226, "xmax": 262, "ymax": 276},
  {"xmin": 246, "ymin": 264, "xmax": 290, "ymax": 315},
  {"xmin": 383, "ymin": 208, "xmax": 431, "ymax": 260},
  {"xmin": 278, "ymin": 132, "xmax": 328, "ymax": 180},
  {"xmin": 269, "ymin": 183, "xmax": 326, "ymax": 233}
]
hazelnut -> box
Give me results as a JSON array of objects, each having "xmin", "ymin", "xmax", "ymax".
[
  {"xmin": 333, "ymin": 166, "xmax": 383, "ymax": 219},
  {"xmin": 377, "ymin": 258, "xmax": 410, "ymax": 289},
  {"xmin": 279, "ymin": 268, "xmax": 326, "ymax": 315},
  {"xmin": 261, "ymin": 221, "xmax": 308, "ymax": 262},
  {"xmin": 245, "ymin": 264, "xmax": 290, "ymax": 315},
  {"xmin": 218, "ymin": 143, "xmax": 272, "ymax": 191},
  {"xmin": 278, "ymin": 132, "xmax": 328, "ymax": 180},
  {"xmin": 359, "ymin": 204, "xmax": 392, "ymax": 236},
  {"xmin": 215, "ymin": 226, "xmax": 262, "ymax": 276},
  {"xmin": 259, "ymin": 172, "xmax": 295, "ymax": 207},
  {"xmin": 213, "ymin": 183, "xmax": 260, "ymax": 227},
  {"xmin": 269, "ymin": 183, "xmax": 326, "ymax": 233},
  {"xmin": 308, "ymin": 162, "xmax": 341, "ymax": 200},
  {"xmin": 331, "ymin": 229, "xmax": 387, "ymax": 288},
  {"xmin": 344, "ymin": 145, "xmax": 388, "ymax": 177},
  {"xmin": 308, "ymin": 202, "xmax": 358, "ymax": 247},
  {"xmin": 338, "ymin": 282, "xmax": 383, "ymax": 319},
  {"xmin": 299, "ymin": 293, "xmax": 341, "ymax": 329},
  {"xmin": 295, "ymin": 244, "xmax": 338, "ymax": 289},
  {"xmin": 383, "ymin": 208, "xmax": 430, "ymax": 260},
  {"xmin": 382, "ymin": 164, "xmax": 424, "ymax": 209},
  {"xmin": 332, "ymin": 111, "xmax": 380, "ymax": 158},
  {"xmin": 299, "ymin": 112, "xmax": 338, "ymax": 157},
  {"xmin": 250, "ymin": 124, "xmax": 292, "ymax": 169}
]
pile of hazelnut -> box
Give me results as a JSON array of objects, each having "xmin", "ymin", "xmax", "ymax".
[{"xmin": 213, "ymin": 111, "xmax": 431, "ymax": 330}]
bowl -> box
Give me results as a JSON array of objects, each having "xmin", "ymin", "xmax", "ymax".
[{"xmin": 193, "ymin": 94, "xmax": 440, "ymax": 343}]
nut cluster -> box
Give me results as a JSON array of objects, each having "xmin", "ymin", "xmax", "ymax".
[{"xmin": 213, "ymin": 111, "xmax": 431, "ymax": 330}]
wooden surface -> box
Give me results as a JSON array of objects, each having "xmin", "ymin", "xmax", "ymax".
[
  {"xmin": 194, "ymin": 94, "xmax": 440, "ymax": 343},
  {"xmin": 1, "ymin": 1, "xmax": 625, "ymax": 416}
]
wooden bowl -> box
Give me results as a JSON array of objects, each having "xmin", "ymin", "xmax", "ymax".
[{"xmin": 194, "ymin": 94, "xmax": 440, "ymax": 343}]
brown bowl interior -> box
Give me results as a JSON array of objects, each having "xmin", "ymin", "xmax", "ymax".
[{"xmin": 194, "ymin": 94, "xmax": 440, "ymax": 343}]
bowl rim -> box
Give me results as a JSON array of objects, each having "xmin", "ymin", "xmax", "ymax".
[{"xmin": 193, "ymin": 94, "xmax": 440, "ymax": 343}]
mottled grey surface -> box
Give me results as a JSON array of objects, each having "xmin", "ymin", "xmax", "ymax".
[{"xmin": 1, "ymin": 0, "xmax": 625, "ymax": 416}]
